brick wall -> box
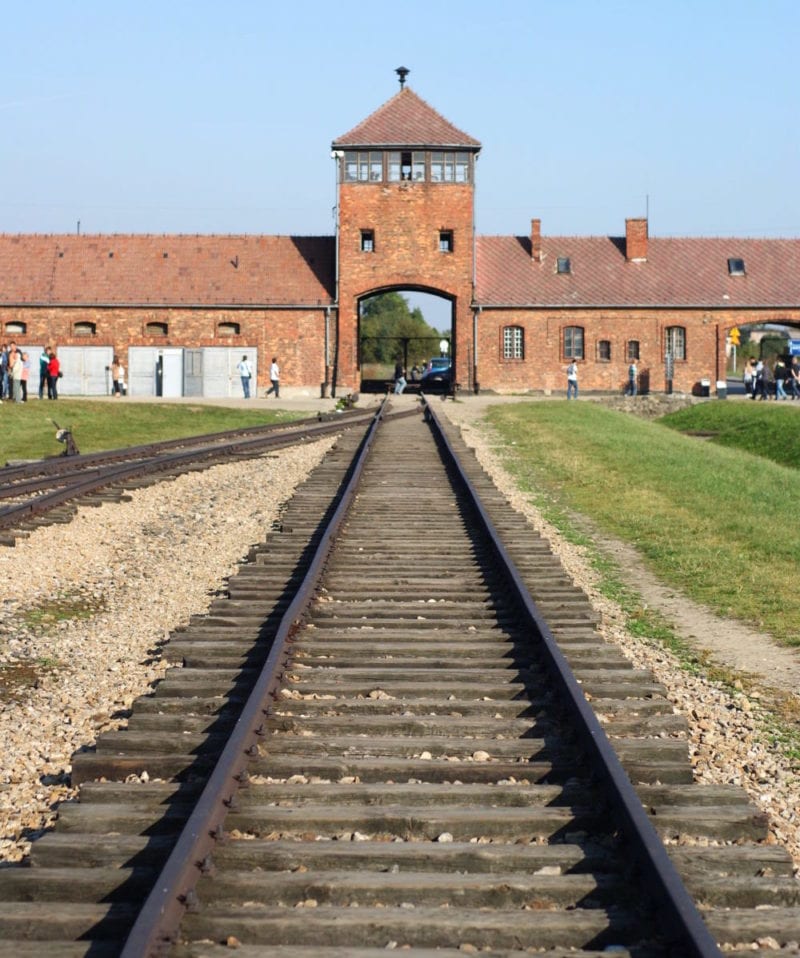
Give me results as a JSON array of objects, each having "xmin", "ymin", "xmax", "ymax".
[
  {"xmin": 0, "ymin": 305, "xmax": 333, "ymax": 393},
  {"xmin": 475, "ymin": 308, "xmax": 800, "ymax": 395},
  {"xmin": 336, "ymin": 180, "xmax": 474, "ymax": 392}
]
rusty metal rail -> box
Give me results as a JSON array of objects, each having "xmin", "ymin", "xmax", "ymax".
[
  {"xmin": 0, "ymin": 410, "xmax": 377, "ymax": 539},
  {"xmin": 118, "ymin": 401, "xmax": 390, "ymax": 958}
]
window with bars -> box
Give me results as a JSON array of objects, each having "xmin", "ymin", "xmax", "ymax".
[
  {"xmin": 563, "ymin": 326, "xmax": 584, "ymax": 359},
  {"xmin": 666, "ymin": 326, "xmax": 686, "ymax": 360},
  {"xmin": 502, "ymin": 326, "xmax": 524, "ymax": 360}
]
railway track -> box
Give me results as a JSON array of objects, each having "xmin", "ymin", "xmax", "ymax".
[
  {"xmin": 0, "ymin": 409, "xmax": 373, "ymax": 547},
  {"xmin": 0, "ymin": 399, "xmax": 798, "ymax": 956}
]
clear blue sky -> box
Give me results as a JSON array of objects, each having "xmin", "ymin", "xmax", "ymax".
[{"xmin": 3, "ymin": 0, "xmax": 798, "ymax": 243}]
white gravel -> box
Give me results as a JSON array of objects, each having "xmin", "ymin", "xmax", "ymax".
[{"xmin": 0, "ymin": 437, "xmax": 335, "ymax": 862}]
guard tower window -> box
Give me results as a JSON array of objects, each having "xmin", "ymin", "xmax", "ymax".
[
  {"xmin": 360, "ymin": 230, "xmax": 375, "ymax": 253},
  {"xmin": 388, "ymin": 151, "xmax": 425, "ymax": 181},
  {"xmin": 431, "ymin": 151, "xmax": 471, "ymax": 183},
  {"xmin": 727, "ymin": 257, "xmax": 746, "ymax": 275},
  {"xmin": 439, "ymin": 230, "xmax": 454, "ymax": 253},
  {"xmin": 343, "ymin": 151, "xmax": 383, "ymax": 182}
]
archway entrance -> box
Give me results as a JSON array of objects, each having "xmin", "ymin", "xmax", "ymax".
[{"xmin": 357, "ymin": 290, "xmax": 454, "ymax": 393}]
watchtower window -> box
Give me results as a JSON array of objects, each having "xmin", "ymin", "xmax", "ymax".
[
  {"xmin": 439, "ymin": 230, "xmax": 454, "ymax": 253},
  {"xmin": 360, "ymin": 230, "xmax": 375, "ymax": 253},
  {"xmin": 431, "ymin": 151, "xmax": 471, "ymax": 183},
  {"xmin": 343, "ymin": 151, "xmax": 383, "ymax": 182}
]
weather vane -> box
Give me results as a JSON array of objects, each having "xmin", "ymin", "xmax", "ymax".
[{"xmin": 395, "ymin": 66, "xmax": 409, "ymax": 89}]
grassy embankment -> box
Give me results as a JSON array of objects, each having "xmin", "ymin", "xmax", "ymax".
[
  {"xmin": 485, "ymin": 400, "xmax": 800, "ymax": 650},
  {"xmin": 0, "ymin": 399, "xmax": 307, "ymax": 462}
]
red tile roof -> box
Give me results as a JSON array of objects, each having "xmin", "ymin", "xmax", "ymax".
[
  {"xmin": 476, "ymin": 235, "xmax": 800, "ymax": 308},
  {"xmin": 333, "ymin": 87, "xmax": 480, "ymax": 150},
  {"xmin": 0, "ymin": 234, "xmax": 335, "ymax": 306}
]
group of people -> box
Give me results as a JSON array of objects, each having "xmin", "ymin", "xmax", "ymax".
[
  {"xmin": 0, "ymin": 343, "xmax": 61, "ymax": 403},
  {"xmin": 567, "ymin": 360, "xmax": 639, "ymax": 400},
  {"xmin": 236, "ymin": 355, "xmax": 280, "ymax": 399},
  {"xmin": 744, "ymin": 356, "xmax": 800, "ymax": 400}
]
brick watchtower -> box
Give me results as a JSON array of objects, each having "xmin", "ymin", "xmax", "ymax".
[{"xmin": 331, "ymin": 72, "xmax": 481, "ymax": 393}]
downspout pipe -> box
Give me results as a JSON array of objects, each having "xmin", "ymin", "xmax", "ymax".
[
  {"xmin": 473, "ymin": 305, "xmax": 481, "ymax": 394},
  {"xmin": 331, "ymin": 152, "xmax": 341, "ymax": 398}
]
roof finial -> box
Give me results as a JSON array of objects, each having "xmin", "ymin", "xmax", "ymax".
[{"xmin": 395, "ymin": 66, "xmax": 409, "ymax": 89}]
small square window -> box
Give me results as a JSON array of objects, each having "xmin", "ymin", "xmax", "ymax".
[
  {"xmin": 439, "ymin": 230, "xmax": 453, "ymax": 253},
  {"xmin": 557, "ymin": 256, "xmax": 571, "ymax": 274},
  {"xmin": 727, "ymin": 257, "xmax": 745, "ymax": 275},
  {"xmin": 360, "ymin": 230, "xmax": 374, "ymax": 253}
]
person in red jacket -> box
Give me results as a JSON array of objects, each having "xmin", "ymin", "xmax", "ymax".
[{"xmin": 47, "ymin": 350, "xmax": 61, "ymax": 400}]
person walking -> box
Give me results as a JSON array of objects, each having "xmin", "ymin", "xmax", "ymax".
[
  {"xmin": 775, "ymin": 358, "xmax": 788, "ymax": 400},
  {"xmin": 111, "ymin": 356, "xmax": 125, "ymax": 396},
  {"xmin": 566, "ymin": 360, "xmax": 578, "ymax": 399},
  {"xmin": 20, "ymin": 352, "xmax": 30, "ymax": 402},
  {"xmin": 393, "ymin": 358, "xmax": 407, "ymax": 395},
  {"xmin": 237, "ymin": 354, "xmax": 253, "ymax": 398},
  {"xmin": 9, "ymin": 348, "xmax": 23, "ymax": 403},
  {"xmin": 266, "ymin": 357, "xmax": 280, "ymax": 398},
  {"xmin": 47, "ymin": 350, "xmax": 61, "ymax": 400},
  {"xmin": 790, "ymin": 358, "xmax": 800, "ymax": 400},
  {"xmin": 39, "ymin": 347, "xmax": 51, "ymax": 400},
  {"xmin": 627, "ymin": 360, "xmax": 638, "ymax": 396}
]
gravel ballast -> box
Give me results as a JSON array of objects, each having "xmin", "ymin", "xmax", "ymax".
[{"xmin": 0, "ymin": 437, "xmax": 335, "ymax": 862}]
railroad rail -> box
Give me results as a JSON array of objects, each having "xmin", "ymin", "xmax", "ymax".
[
  {"xmin": 0, "ymin": 409, "xmax": 374, "ymax": 546},
  {"xmin": 0, "ymin": 398, "xmax": 798, "ymax": 956}
]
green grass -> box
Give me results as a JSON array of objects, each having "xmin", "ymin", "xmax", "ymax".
[
  {"xmin": 660, "ymin": 400, "xmax": 800, "ymax": 469},
  {"xmin": 0, "ymin": 399, "xmax": 308, "ymax": 462},
  {"xmin": 486, "ymin": 400, "xmax": 800, "ymax": 646}
]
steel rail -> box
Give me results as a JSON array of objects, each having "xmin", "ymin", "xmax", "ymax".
[
  {"xmin": 118, "ymin": 398, "xmax": 394, "ymax": 958},
  {"xmin": 0, "ymin": 413, "xmax": 375, "ymax": 531},
  {"xmin": 0, "ymin": 409, "xmax": 371, "ymax": 496},
  {"xmin": 423, "ymin": 399, "xmax": 722, "ymax": 958}
]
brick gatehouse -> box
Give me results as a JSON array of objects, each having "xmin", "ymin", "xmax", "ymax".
[{"xmin": 2, "ymin": 78, "xmax": 799, "ymax": 398}]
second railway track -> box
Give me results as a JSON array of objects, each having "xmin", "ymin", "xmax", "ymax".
[{"xmin": 0, "ymin": 400, "xmax": 798, "ymax": 956}]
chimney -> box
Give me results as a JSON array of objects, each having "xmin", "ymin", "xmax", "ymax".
[
  {"xmin": 626, "ymin": 217, "xmax": 648, "ymax": 262},
  {"xmin": 531, "ymin": 218, "xmax": 542, "ymax": 262}
]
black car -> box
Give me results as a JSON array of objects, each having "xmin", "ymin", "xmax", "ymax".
[{"xmin": 420, "ymin": 358, "xmax": 451, "ymax": 392}]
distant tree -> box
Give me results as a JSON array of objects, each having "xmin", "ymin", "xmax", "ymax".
[{"xmin": 360, "ymin": 292, "xmax": 445, "ymax": 364}]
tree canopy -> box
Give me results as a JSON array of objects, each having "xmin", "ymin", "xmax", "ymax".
[{"xmin": 359, "ymin": 292, "xmax": 447, "ymax": 365}]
